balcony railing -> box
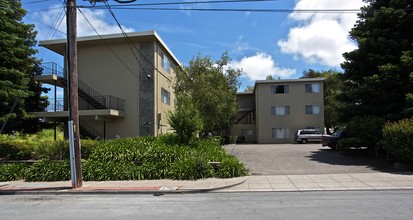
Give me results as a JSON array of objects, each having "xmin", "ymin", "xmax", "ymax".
[
  {"xmin": 40, "ymin": 62, "xmax": 64, "ymax": 78},
  {"xmin": 87, "ymin": 96, "xmax": 125, "ymax": 111},
  {"xmin": 46, "ymin": 98, "xmax": 65, "ymax": 112},
  {"xmin": 39, "ymin": 62, "xmax": 125, "ymax": 112}
]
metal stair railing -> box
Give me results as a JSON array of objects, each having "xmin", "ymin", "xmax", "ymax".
[
  {"xmin": 235, "ymin": 108, "xmax": 256, "ymax": 124},
  {"xmin": 77, "ymin": 80, "xmax": 125, "ymax": 111},
  {"xmin": 79, "ymin": 119, "xmax": 103, "ymax": 140},
  {"xmin": 39, "ymin": 62, "xmax": 125, "ymax": 111}
]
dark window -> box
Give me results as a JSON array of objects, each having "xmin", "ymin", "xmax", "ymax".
[{"xmin": 271, "ymin": 85, "xmax": 289, "ymax": 94}]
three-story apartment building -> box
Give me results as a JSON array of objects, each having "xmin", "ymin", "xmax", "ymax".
[
  {"xmin": 231, "ymin": 78, "xmax": 325, "ymax": 144},
  {"xmin": 32, "ymin": 31, "xmax": 180, "ymax": 139}
]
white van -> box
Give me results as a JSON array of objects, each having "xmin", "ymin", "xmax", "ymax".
[{"xmin": 294, "ymin": 129, "xmax": 323, "ymax": 144}]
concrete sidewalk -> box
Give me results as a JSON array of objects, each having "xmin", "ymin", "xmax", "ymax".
[{"xmin": 1, "ymin": 172, "xmax": 413, "ymax": 194}]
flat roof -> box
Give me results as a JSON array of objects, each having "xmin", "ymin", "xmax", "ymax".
[
  {"xmin": 39, "ymin": 30, "xmax": 181, "ymax": 66},
  {"xmin": 255, "ymin": 78, "xmax": 326, "ymax": 84},
  {"xmin": 237, "ymin": 78, "xmax": 326, "ymax": 94}
]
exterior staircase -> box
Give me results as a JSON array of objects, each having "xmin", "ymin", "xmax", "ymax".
[{"xmin": 39, "ymin": 62, "xmax": 123, "ymax": 139}]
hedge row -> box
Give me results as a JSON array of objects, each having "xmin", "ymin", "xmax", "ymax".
[{"xmin": 0, "ymin": 134, "xmax": 248, "ymax": 181}]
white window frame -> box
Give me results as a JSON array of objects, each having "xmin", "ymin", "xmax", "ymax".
[
  {"xmin": 272, "ymin": 128, "xmax": 290, "ymax": 139},
  {"xmin": 305, "ymin": 83, "xmax": 320, "ymax": 93},
  {"xmin": 271, "ymin": 106, "xmax": 290, "ymax": 116},
  {"xmin": 161, "ymin": 88, "xmax": 170, "ymax": 105},
  {"xmin": 305, "ymin": 105, "xmax": 321, "ymax": 115},
  {"xmin": 161, "ymin": 52, "xmax": 171, "ymax": 73}
]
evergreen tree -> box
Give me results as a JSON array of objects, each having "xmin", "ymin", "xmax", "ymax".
[
  {"xmin": 300, "ymin": 69, "xmax": 345, "ymax": 132},
  {"xmin": 0, "ymin": 0, "xmax": 47, "ymax": 133},
  {"xmin": 340, "ymin": 0, "xmax": 413, "ymax": 122}
]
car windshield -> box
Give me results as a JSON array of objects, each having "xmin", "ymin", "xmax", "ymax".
[{"xmin": 332, "ymin": 131, "xmax": 343, "ymax": 137}]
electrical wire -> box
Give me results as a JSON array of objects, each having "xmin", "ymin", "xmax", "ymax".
[
  {"xmin": 22, "ymin": 0, "xmax": 54, "ymax": 4},
  {"xmin": 77, "ymin": 7, "xmax": 140, "ymax": 79},
  {"xmin": 103, "ymin": 1, "xmax": 161, "ymax": 78},
  {"xmin": 111, "ymin": 0, "xmax": 278, "ymax": 7},
  {"xmin": 84, "ymin": 7, "xmax": 362, "ymax": 13}
]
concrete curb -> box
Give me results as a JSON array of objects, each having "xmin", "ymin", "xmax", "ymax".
[{"xmin": 0, "ymin": 178, "xmax": 248, "ymax": 195}]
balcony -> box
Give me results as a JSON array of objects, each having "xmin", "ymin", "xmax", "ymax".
[{"xmin": 31, "ymin": 62, "xmax": 126, "ymax": 121}]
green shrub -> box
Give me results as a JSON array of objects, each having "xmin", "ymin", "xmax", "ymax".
[
  {"xmin": 0, "ymin": 141, "xmax": 32, "ymax": 160},
  {"xmin": 32, "ymin": 140, "xmax": 68, "ymax": 160},
  {"xmin": 83, "ymin": 159, "xmax": 142, "ymax": 181},
  {"xmin": 0, "ymin": 163, "xmax": 29, "ymax": 181},
  {"xmin": 344, "ymin": 116, "xmax": 385, "ymax": 153},
  {"xmin": 216, "ymin": 156, "xmax": 248, "ymax": 178},
  {"xmin": 25, "ymin": 159, "xmax": 71, "ymax": 182},
  {"xmin": 89, "ymin": 137, "xmax": 147, "ymax": 162},
  {"xmin": 169, "ymin": 157, "xmax": 213, "ymax": 180},
  {"xmin": 80, "ymin": 139, "xmax": 99, "ymax": 159},
  {"xmin": 338, "ymin": 137, "xmax": 368, "ymax": 151},
  {"xmin": 382, "ymin": 118, "xmax": 413, "ymax": 162}
]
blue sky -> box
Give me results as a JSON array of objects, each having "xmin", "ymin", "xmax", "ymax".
[{"xmin": 22, "ymin": 0, "xmax": 364, "ymax": 91}]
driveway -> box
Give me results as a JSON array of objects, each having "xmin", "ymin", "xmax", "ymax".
[{"xmin": 224, "ymin": 144, "xmax": 395, "ymax": 175}]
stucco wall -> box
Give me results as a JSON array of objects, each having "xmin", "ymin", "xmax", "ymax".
[
  {"xmin": 255, "ymin": 79, "xmax": 324, "ymax": 144},
  {"xmin": 77, "ymin": 39, "xmax": 140, "ymax": 139}
]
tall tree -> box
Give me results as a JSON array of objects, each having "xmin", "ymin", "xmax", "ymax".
[
  {"xmin": 300, "ymin": 69, "xmax": 345, "ymax": 133},
  {"xmin": 174, "ymin": 52, "xmax": 241, "ymax": 134},
  {"xmin": 0, "ymin": 0, "xmax": 46, "ymax": 133},
  {"xmin": 340, "ymin": 0, "xmax": 413, "ymax": 122}
]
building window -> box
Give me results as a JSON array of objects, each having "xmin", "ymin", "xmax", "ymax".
[
  {"xmin": 241, "ymin": 129, "xmax": 253, "ymax": 136},
  {"xmin": 271, "ymin": 106, "xmax": 290, "ymax": 116},
  {"xmin": 161, "ymin": 88, "xmax": 170, "ymax": 105},
  {"xmin": 272, "ymin": 128, "xmax": 290, "ymax": 139},
  {"xmin": 161, "ymin": 52, "xmax": 171, "ymax": 73},
  {"xmin": 305, "ymin": 105, "xmax": 321, "ymax": 115},
  {"xmin": 305, "ymin": 83, "xmax": 320, "ymax": 93},
  {"xmin": 271, "ymin": 85, "xmax": 289, "ymax": 94}
]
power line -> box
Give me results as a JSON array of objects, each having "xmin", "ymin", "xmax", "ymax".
[
  {"xmin": 103, "ymin": 0, "xmax": 153, "ymax": 79},
  {"xmin": 77, "ymin": 7, "xmax": 140, "ymax": 79},
  {"xmin": 109, "ymin": 0, "xmax": 278, "ymax": 7},
  {"xmin": 103, "ymin": 1, "xmax": 163, "ymax": 78},
  {"xmin": 22, "ymin": 0, "xmax": 55, "ymax": 4},
  {"xmin": 83, "ymin": 7, "xmax": 363, "ymax": 13}
]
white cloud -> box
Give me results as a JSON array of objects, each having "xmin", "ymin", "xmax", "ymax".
[
  {"xmin": 180, "ymin": 0, "xmax": 211, "ymax": 16},
  {"xmin": 277, "ymin": 0, "xmax": 365, "ymax": 67},
  {"xmin": 34, "ymin": 6, "xmax": 134, "ymax": 40},
  {"xmin": 230, "ymin": 53, "xmax": 296, "ymax": 80}
]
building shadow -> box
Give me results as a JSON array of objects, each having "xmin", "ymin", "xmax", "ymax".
[{"xmin": 306, "ymin": 148, "xmax": 405, "ymax": 173}]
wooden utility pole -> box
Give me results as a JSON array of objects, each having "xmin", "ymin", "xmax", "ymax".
[{"xmin": 67, "ymin": 0, "xmax": 82, "ymax": 188}]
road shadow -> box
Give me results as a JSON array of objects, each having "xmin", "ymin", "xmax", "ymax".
[{"xmin": 306, "ymin": 148, "xmax": 402, "ymax": 173}]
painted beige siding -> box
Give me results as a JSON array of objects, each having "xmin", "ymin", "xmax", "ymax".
[
  {"xmin": 77, "ymin": 39, "xmax": 140, "ymax": 139},
  {"xmin": 154, "ymin": 43, "xmax": 175, "ymax": 135},
  {"xmin": 255, "ymin": 79, "xmax": 324, "ymax": 144}
]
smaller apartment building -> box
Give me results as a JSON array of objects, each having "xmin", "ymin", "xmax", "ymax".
[{"xmin": 231, "ymin": 78, "xmax": 325, "ymax": 144}]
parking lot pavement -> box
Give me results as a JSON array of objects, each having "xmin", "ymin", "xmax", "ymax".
[{"xmin": 223, "ymin": 144, "xmax": 396, "ymax": 175}]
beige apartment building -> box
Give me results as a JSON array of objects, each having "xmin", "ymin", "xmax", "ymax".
[
  {"xmin": 32, "ymin": 31, "xmax": 179, "ymax": 139},
  {"xmin": 231, "ymin": 78, "xmax": 325, "ymax": 144}
]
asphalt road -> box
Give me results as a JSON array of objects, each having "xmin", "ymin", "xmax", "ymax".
[
  {"xmin": 224, "ymin": 144, "xmax": 395, "ymax": 175},
  {"xmin": 1, "ymin": 191, "xmax": 413, "ymax": 219}
]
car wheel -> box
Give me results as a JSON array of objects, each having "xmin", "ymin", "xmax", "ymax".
[{"xmin": 301, "ymin": 139, "xmax": 307, "ymax": 144}]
